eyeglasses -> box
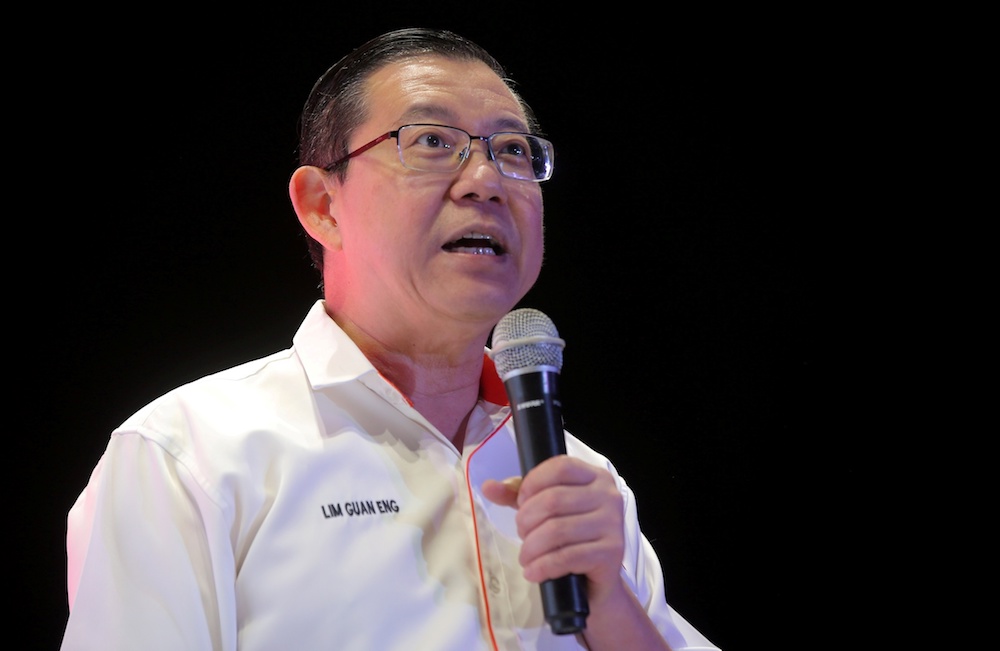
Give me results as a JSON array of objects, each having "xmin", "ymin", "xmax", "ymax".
[{"xmin": 324, "ymin": 123, "xmax": 555, "ymax": 182}]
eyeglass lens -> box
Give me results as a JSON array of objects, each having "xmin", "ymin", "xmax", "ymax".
[{"xmin": 397, "ymin": 125, "xmax": 552, "ymax": 181}]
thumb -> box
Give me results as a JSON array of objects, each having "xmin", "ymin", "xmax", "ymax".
[{"xmin": 481, "ymin": 476, "xmax": 523, "ymax": 507}]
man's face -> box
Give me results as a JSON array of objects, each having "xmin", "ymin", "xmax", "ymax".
[{"xmin": 326, "ymin": 55, "xmax": 545, "ymax": 335}]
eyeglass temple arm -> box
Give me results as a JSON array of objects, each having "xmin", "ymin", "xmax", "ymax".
[{"xmin": 324, "ymin": 131, "xmax": 399, "ymax": 171}]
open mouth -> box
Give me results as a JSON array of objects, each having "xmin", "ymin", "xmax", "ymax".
[{"xmin": 443, "ymin": 231, "xmax": 505, "ymax": 256}]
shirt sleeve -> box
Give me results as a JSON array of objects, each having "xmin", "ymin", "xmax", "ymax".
[{"xmin": 62, "ymin": 430, "xmax": 237, "ymax": 651}]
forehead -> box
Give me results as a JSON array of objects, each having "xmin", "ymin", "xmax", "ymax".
[{"xmin": 363, "ymin": 55, "xmax": 529, "ymax": 133}]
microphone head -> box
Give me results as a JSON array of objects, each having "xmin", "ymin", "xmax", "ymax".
[{"xmin": 491, "ymin": 308, "xmax": 565, "ymax": 378}]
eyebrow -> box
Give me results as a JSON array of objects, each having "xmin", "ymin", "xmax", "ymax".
[{"xmin": 397, "ymin": 104, "xmax": 529, "ymax": 133}]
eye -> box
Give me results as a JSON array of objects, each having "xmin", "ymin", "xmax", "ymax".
[
  {"xmin": 415, "ymin": 132, "xmax": 449, "ymax": 149},
  {"xmin": 496, "ymin": 139, "xmax": 527, "ymax": 158},
  {"xmin": 405, "ymin": 125, "xmax": 461, "ymax": 151},
  {"xmin": 493, "ymin": 134, "xmax": 534, "ymax": 161}
]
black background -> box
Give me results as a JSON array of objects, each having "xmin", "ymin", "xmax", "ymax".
[{"xmin": 22, "ymin": 7, "xmax": 844, "ymax": 649}]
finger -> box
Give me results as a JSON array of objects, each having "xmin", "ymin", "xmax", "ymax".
[
  {"xmin": 520, "ymin": 524, "xmax": 624, "ymax": 585},
  {"xmin": 516, "ymin": 456, "xmax": 598, "ymax": 503},
  {"xmin": 515, "ymin": 483, "xmax": 594, "ymax": 536},
  {"xmin": 516, "ymin": 466, "xmax": 621, "ymax": 536},
  {"xmin": 518, "ymin": 500, "xmax": 621, "ymax": 564}
]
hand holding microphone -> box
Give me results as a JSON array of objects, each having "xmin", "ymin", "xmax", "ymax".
[{"xmin": 488, "ymin": 308, "xmax": 590, "ymax": 635}]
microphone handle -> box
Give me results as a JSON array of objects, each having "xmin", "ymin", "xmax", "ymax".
[
  {"xmin": 504, "ymin": 368, "xmax": 589, "ymax": 634},
  {"xmin": 540, "ymin": 575, "xmax": 590, "ymax": 635}
]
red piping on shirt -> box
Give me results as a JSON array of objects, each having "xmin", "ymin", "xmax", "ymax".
[{"xmin": 465, "ymin": 353, "xmax": 512, "ymax": 651}]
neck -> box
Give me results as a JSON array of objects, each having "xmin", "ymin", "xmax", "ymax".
[{"xmin": 333, "ymin": 312, "xmax": 487, "ymax": 448}]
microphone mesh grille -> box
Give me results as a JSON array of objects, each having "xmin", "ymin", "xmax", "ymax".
[{"xmin": 491, "ymin": 308, "xmax": 564, "ymax": 377}]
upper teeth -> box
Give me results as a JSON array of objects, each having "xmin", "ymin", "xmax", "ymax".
[{"xmin": 452, "ymin": 231, "xmax": 499, "ymax": 255}]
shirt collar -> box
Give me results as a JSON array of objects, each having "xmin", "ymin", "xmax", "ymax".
[{"xmin": 293, "ymin": 300, "xmax": 510, "ymax": 407}]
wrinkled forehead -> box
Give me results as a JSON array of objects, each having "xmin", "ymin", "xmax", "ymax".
[{"xmin": 363, "ymin": 55, "xmax": 531, "ymax": 132}]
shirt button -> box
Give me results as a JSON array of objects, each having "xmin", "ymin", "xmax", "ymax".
[{"xmin": 489, "ymin": 575, "xmax": 502, "ymax": 594}]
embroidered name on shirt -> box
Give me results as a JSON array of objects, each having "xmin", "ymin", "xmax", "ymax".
[{"xmin": 322, "ymin": 499, "xmax": 399, "ymax": 518}]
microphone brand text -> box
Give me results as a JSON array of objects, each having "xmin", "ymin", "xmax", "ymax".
[{"xmin": 516, "ymin": 398, "xmax": 561, "ymax": 411}]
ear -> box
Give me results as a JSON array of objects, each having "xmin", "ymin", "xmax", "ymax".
[{"xmin": 289, "ymin": 165, "xmax": 342, "ymax": 251}]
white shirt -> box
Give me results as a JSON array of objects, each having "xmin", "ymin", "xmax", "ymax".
[{"xmin": 62, "ymin": 300, "xmax": 720, "ymax": 650}]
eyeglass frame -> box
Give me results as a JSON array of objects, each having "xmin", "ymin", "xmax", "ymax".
[{"xmin": 322, "ymin": 123, "xmax": 555, "ymax": 182}]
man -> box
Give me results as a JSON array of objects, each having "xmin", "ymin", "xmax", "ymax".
[{"xmin": 61, "ymin": 28, "xmax": 720, "ymax": 650}]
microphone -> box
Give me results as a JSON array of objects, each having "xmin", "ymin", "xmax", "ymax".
[{"xmin": 490, "ymin": 308, "xmax": 589, "ymax": 635}]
